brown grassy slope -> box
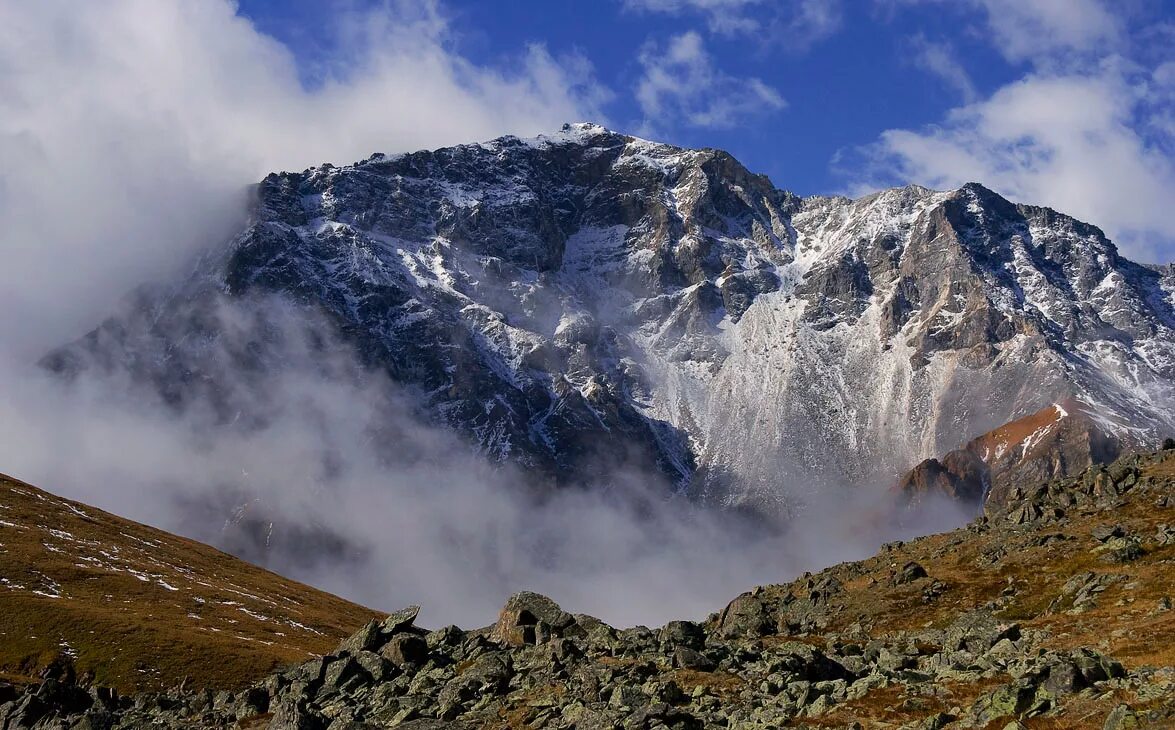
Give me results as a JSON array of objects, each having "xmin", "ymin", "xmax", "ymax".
[{"xmin": 0, "ymin": 473, "xmax": 380, "ymax": 693}]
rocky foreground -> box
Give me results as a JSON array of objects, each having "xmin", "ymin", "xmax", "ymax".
[{"xmin": 4, "ymin": 450, "xmax": 1175, "ymax": 729}]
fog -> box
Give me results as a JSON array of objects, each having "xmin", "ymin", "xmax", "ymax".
[
  {"xmin": 0, "ymin": 0, "xmax": 973, "ymax": 630},
  {"xmin": 0, "ymin": 295, "xmax": 973, "ymax": 628}
]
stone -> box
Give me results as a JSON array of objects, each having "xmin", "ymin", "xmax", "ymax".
[
  {"xmin": 1096, "ymin": 536, "xmax": 1144, "ymax": 563},
  {"xmin": 672, "ymin": 647, "xmax": 716, "ymax": 672},
  {"xmin": 381, "ymin": 633, "xmax": 429, "ymax": 667},
  {"xmin": 1092, "ymin": 524, "xmax": 1125, "ymax": 542},
  {"xmin": 659, "ymin": 620, "xmax": 704, "ymax": 649},
  {"xmin": 946, "ymin": 611, "xmax": 1020, "ymax": 654},
  {"xmin": 267, "ymin": 698, "xmax": 320, "ymax": 730},
  {"xmin": 336, "ymin": 619, "xmax": 383, "ymax": 655},
  {"xmin": 381, "ymin": 605, "xmax": 422, "ymax": 636},
  {"xmin": 1041, "ymin": 659, "xmax": 1086, "ymax": 695},
  {"xmin": 972, "ymin": 683, "xmax": 1036, "ymax": 724},
  {"xmin": 493, "ymin": 592, "xmax": 570, "ymax": 646},
  {"xmin": 717, "ymin": 592, "xmax": 773, "ymax": 638},
  {"xmin": 1103, "ymin": 703, "xmax": 1140, "ymax": 730},
  {"xmin": 894, "ymin": 561, "xmax": 929, "ymax": 584}
]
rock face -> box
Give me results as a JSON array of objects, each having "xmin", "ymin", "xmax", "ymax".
[
  {"xmin": 5, "ymin": 449, "xmax": 1175, "ymax": 729},
  {"xmin": 899, "ymin": 399, "xmax": 1130, "ymax": 509},
  {"xmin": 44, "ymin": 124, "xmax": 1175, "ymax": 511}
]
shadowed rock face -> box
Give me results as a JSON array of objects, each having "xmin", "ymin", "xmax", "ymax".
[
  {"xmin": 43, "ymin": 124, "xmax": 1175, "ymax": 513},
  {"xmin": 898, "ymin": 449, "xmax": 989, "ymax": 506},
  {"xmin": 898, "ymin": 400, "xmax": 1136, "ymax": 510}
]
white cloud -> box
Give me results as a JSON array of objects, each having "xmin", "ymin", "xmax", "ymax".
[
  {"xmin": 973, "ymin": 0, "xmax": 1123, "ymax": 64},
  {"xmin": 854, "ymin": 66, "xmax": 1175, "ymax": 261},
  {"xmin": 909, "ymin": 35, "xmax": 977, "ymax": 102},
  {"xmin": 625, "ymin": 0, "xmax": 762, "ymax": 35},
  {"xmin": 624, "ymin": 0, "xmax": 843, "ymax": 47},
  {"xmin": 0, "ymin": 0, "xmax": 608, "ymax": 358},
  {"xmin": 636, "ymin": 31, "xmax": 785, "ymax": 131},
  {"xmin": 881, "ymin": 0, "xmax": 1124, "ymax": 65}
]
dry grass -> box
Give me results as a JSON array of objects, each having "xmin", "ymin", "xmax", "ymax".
[{"xmin": 0, "ymin": 473, "xmax": 381, "ymax": 692}]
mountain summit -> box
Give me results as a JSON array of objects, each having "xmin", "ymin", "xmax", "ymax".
[{"xmin": 45, "ymin": 123, "xmax": 1175, "ymax": 512}]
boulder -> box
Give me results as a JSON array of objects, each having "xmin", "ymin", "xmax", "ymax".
[
  {"xmin": 381, "ymin": 605, "xmax": 422, "ymax": 635},
  {"xmin": 894, "ymin": 561, "xmax": 929, "ymax": 584},
  {"xmin": 672, "ymin": 647, "xmax": 716, "ymax": 672},
  {"xmin": 493, "ymin": 591, "xmax": 572, "ymax": 646},
  {"xmin": 717, "ymin": 592, "xmax": 773, "ymax": 638},
  {"xmin": 945, "ymin": 611, "xmax": 1020, "ymax": 654},
  {"xmin": 381, "ymin": 633, "xmax": 429, "ymax": 667}
]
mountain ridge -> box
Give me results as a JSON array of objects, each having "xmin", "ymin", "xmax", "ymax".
[{"xmin": 43, "ymin": 123, "xmax": 1175, "ymax": 518}]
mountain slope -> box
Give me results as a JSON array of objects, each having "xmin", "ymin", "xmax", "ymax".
[
  {"xmin": 44, "ymin": 124, "xmax": 1175, "ymax": 514},
  {"xmin": 6, "ymin": 448, "xmax": 1174, "ymax": 728},
  {"xmin": 0, "ymin": 473, "xmax": 379, "ymax": 692}
]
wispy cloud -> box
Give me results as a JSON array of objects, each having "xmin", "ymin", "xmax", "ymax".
[
  {"xmin": 847, "ymin": 66, "xmax": 1175, "ymax": 261},
  {"xmin": 854, "ymin": 0, "xmax": 1173, "ymax": 261},
  {"xmin": 624, "ymin": 0, "xmax": 844, "ymax": 49},
  {"xmin": 635, "ymin": 31, "xmax": 785, "ymax": 132},
  {"xmin": 908, "ymin": 34, "xmax": 977, "ymax": 102}
]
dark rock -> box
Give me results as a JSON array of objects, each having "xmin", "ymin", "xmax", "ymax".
[
  {"xmin": 337, "ymin": 619, "xmax": 383, "ymax": 655},
  {"xmin": 946, "ymin": 611, "xmax": 1020, "ymax": 653},
  {"xmin": 717, "ymin": 592, "xmax": 773, "ymax": 638},
  {"xmin": 671, "ymin": 647, "xmax": 715, "ymax": 672},
  {"xmin": 659, "ymin": 620, "xmax": 704, "ymax": 650},
  {"xmin": 381, "ymin": 633, "xmax": 429, "ymax": 667},
  {"xmin": 1092, "ymin": 524, "xmax": 1124, "ymax": 542},
  {"xmin": 1097, "ymin": 536, "xmax": 1144, "ymax": 563},
  {"xmin": 493, "ymin": 592, "xmax": 569, "ymax": 646},
  {"xmin": 381, "ymin": 605, "xmax": 422, "ymax": 636},
  {"xmin": 1072, "ymin": 648, "xmax": 1125, "ymax": 683},
  {"xmin": 267, "ymin": 697, "xmax": 323, "ymax": 730},
  {"xmin": 1041, "ymin": 659, "xmax": 1087, "ymax": 695},
  {"xmin": 894, "ymin": 561, "xmax": 929, "ymax": 584}
]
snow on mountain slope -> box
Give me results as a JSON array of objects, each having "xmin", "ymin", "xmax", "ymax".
[{"xmin": 44, "ymin": 123, "xmax": 1175, "ymax": 514}]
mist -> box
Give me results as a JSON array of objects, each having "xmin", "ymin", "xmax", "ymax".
[
  {"xmin": 0, "ymin": 0, "xmax": 974, "ymax": 630},
  {"xmin": 0, "ymin": 293, "xmax": 974, "ymax": 628}
]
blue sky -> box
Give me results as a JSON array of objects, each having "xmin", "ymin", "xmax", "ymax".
[{"xmin": 235, "ymin": 0, "xmax": 1027, "ymax": 196}]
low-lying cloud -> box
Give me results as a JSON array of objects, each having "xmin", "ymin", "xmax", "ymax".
[{"xmin": 0, "ymin": 293, "xmax": 972, "ymax": 628}]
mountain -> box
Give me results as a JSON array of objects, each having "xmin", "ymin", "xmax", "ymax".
[
  {"xmin": 43, "ymin": 123, "xmax": 1175, "ymax": 514},
  {"xmin": 0, "ymin": 472, "xmax": 378, "ymax": 692},
  {"xmin": 6, "ymin": 447, "xmax": 1174, "ymax": 729}
]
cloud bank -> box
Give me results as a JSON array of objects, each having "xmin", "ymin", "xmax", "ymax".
[{"xmin": 0, "ymin": 0, "xmax": 1022, "ymax": 631}]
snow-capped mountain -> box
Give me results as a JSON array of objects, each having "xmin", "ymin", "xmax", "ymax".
[{"xmin": 45, "ymin": 123, "xmax": 1175, "ymax": 513}]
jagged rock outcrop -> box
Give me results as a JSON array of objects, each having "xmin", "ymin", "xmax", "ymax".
[
  {"xmin": 899, "ymin": 399, "xmax": 1135, "ymax": 509},
  {"xmin": 43, "ymin": 125, "xmax": 1175, "ymax": 514}
]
